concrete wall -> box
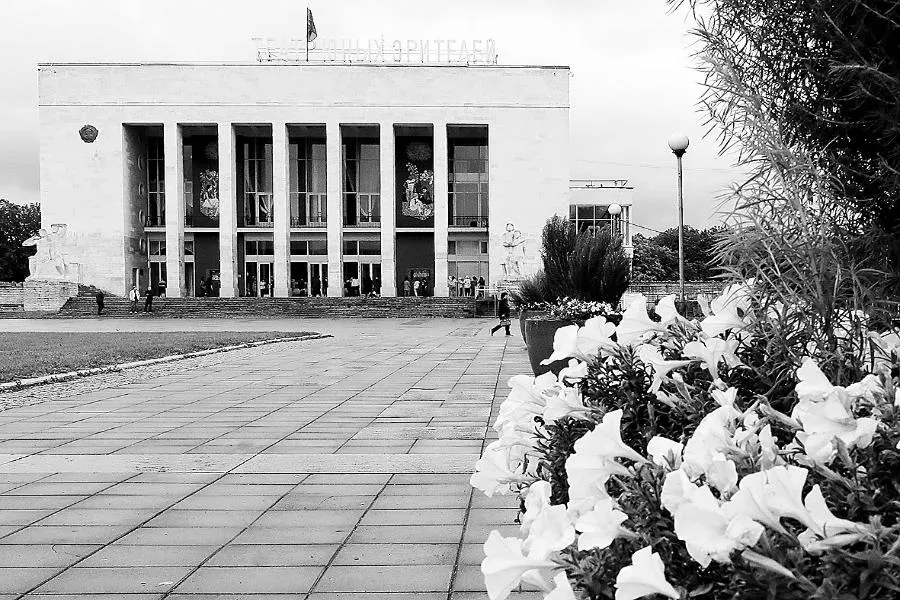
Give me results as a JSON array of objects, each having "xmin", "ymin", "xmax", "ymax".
[
  {"xmin": 0, "ymin": 283, "xmax": 24, "ymax": 307},
  {"xmin": 38, "ymin": 62, "xmax": 570, "ymax": 295}
]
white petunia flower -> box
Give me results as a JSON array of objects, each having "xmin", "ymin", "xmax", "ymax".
[
  {"xmin": 545, "ymin": 572, "xmax": 577, "ymax": 600},
  {"xmin": 706, "ymin": 453, "xmax": 738, "ymax": 494},
  {"xmin": 481, "ymin": 530, "xmax": 557, "ymax": 600},
  {"xmin": 575, "ymin": 497, "xmax": 628, "ymax": 551},
  {"xmin": 541, "ymin": 325, "xmax": 580, "ymax": 365},
  {"xmin": 683, "ymin": 338, "xmax": 730, "ymax": 380},
  {"xmin": 661, "ymin": 468, "xmax": 701, "ymax": 514},
  {"xmin": 524, "ymin": 503, "xmax": 576, "ymax": 560},
  {"xmin": 572, "ymin": 409, "xmax": 647, "ymax": 465},
  {"xmin": 471, "ymin": 439, "xmax": 530, "ymax": 497},
  {"xmin": 556, "ymin": 359, "xmax": 589, "ymax": 385},
  {"xmin": 654, "ymin": 294, "xmax": 681, "ymax": 326},
  {"xmin": 636, "ymin": 344, "xmax": 694, "ymax": 393},
  {"xmin": 647, "ymin": 436, "xmax": 684, "ymax": 469},
  {"xmin": 520, "ymin": 480, "xmax": 553, "ymax": 535},
  {"xmin": 673, "ymin": 485, "xmax": 764, "ymax": 567},
  {"xmin": 614, "ymin": 546, "xmax": 680, "ymax": 600},
  {"xmin": 616, "ymin": 295, "xmax": 666, "ymax": 346}
]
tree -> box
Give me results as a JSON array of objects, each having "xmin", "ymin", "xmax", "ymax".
[
  {"xmin": 0, "ymin": 199, "xmax": 41, "ymax": 282},
  {"xmin": 673, "ymin": 0, "xmax": 900, "ymax": 290},
  {"xmin": 630, "ymin": 228, "xmax": 724, "ymax": 281}
]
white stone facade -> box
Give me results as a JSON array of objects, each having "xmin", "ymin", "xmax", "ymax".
[{"xmin": 38, "ymin": 62, "xmax": 571, "ymax": 297}]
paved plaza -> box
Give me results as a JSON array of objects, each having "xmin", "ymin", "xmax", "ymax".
[{"xmin": 0, "ymin": 318, "xmax": 532, "ymax": 599}]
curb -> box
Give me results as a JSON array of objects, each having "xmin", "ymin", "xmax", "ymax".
[{"xmin": 0, "ymin": 333, "xmax": 331, "ymax": 392}]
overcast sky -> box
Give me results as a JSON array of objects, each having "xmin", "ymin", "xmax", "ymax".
[{"xmin": 0, "ymin": 0, "xmax": 740, "ymax": 232}]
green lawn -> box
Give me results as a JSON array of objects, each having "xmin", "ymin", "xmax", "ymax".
[{"xmin": 0, "ymin": 331, "xmax": 314, "ymax": 382}]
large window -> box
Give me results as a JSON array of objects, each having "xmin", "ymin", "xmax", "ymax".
[
  {"xmin": 343, "ymin": 140, "xmax": 380, "ymax": 227},
  {"xmin": 569, "ymin": 204, "xmax": 625, "ymax": 239},
  {"xmin": 289, "ymin": 140, "xmax": 327, "ymax": 227},
  {"xmin": 449, "ymin": 142, "xmax": 488, "ymax": 228},
  {"xmin": 147, "ymin": 137, "xmax": 165, "ymax": 227},
  {"xmin": 242, "ymin": 140, "xmax": 274, "ymax": 227}
]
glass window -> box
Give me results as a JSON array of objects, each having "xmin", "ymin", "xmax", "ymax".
[
  {"xmin": 343, "ymin": 240, "xmax": 359, "ymax": 255},
  {"xmin": 448, "ymin": 141, "xmax": 488, "ymax": 227},
  {"xmin": 290, "ymin": 240, "xmax": 307, "ymax": 255},
  {"xmin": 242, "ymin": 139, "xmax": 274, "ymax": 226},
  {"xmin": 359, "ymin": 240, "xmax": 381, "ymax": 255},
  {"xmin": 448, "ymin": 241, "xmax": 457, "ymax": 255},
  {"xmin": 149, "ymin": 240, "xmax": 166, "ymax": 256},
  {"xmin": 308, "ymin": 240, "xmax": 327, "ymax": 255},
  {"xmin": 258, "ymin": 240, "xmax": 274, "ymax": 255},
  {"xmin": 480, "ymin": 241, "xmax": 489, "ymax": 254},
  {"xmin": 184, "ymin": 241, "xmax": 194, "ymax": 256},
  {"xmin": 245, "ymin": 240, "xmax": 258, "ymax": 255}
]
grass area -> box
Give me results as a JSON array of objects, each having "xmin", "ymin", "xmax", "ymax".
[{"xmin": 0, "ymin": 331, "xmax": 314, "ymax": 382}]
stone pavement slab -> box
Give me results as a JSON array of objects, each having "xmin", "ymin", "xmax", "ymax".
[{"xmin": 0, "ymin": 317, "xmax": 530, "ymax": 597}]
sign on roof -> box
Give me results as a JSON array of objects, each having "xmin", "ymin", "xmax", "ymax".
[{"xmin": 253, "ymin": 37, "xmax": 498, "ymax": 65}]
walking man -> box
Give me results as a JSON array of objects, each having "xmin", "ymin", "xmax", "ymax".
[
  {"xmin": 95, "ymin": 290, "xmax": 104, "ymax": 316},
  {"xmin": 129, "ymin": 285, "xmax": 139, "ymax": 313},
  {"xmin": 490, "ymin": 292, "xmax": 513, "ymax": 336}
]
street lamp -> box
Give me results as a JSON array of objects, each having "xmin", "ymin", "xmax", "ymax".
[
  {"xmin": 607, "ymin": 203, "xmax": 622, "ymax": 237},
  {"xmin": 667, "ymin": 133, "xmax": 689, "ymax": 304}
]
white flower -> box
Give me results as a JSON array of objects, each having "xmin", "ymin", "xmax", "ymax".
[
  {"xmin": 727, "ymin": 466, "xmax": 816, "ymax": 534},
  {"xmin": 654, "ymin": 294, "xmax": 681, "ymax": 326},
  {"xmin": 493, "ymin": 374, "xmax": 555, "ymax": 433},
  {"xmin": 521, "ymin": 480, "xmax": 553, "ymax": 535},
  {"xmin": 577, "ymin": 316, "xmax": 618, "ymax": 358},
  {"xmin": 471, "ymin": 440, "xmax": 529, "ymax": 497},
  {"xmin": 661, "ymin": 468, "xmax": 701, "ymax": 514},
  {"xmin": 683, "ymin": 338, "xmax": 730, "ymax": 380},
  {"xmin": 706, "ymin": 453, "xmax": 738, "ymax": 494},
  {"xmin": 541, "ymin": 325, "xmax": 580, "ymax": 365},
  {"xmin": 700, "ymin": 282, "xmax": 752, "ymax": 337},
  {"xmin": 481, "ymin": 530, "xmax": 557, "ymax": 600},
  {"xmin": 572, "ymin": 409, "xmax": 647, "ymax": 465},
  {"xmin": 545, "ymin": 572, "xmax": 577, "ymax": 600},
  {"xmin": 614, "ymin": 546, "xmax": 680, "ymax": 600},
  {"xmin": 636, "ymin": 345, "xmax": 694, "ymax": 393},
  {"xmin": 524, "ymin": 503, "xmax": 576, "ymax": 560},
  {"xmin": 557, "ymin": 359, "xmax": 589, "ymax": 385},
  {"xmin": 711, "ymin": 386, "xmax": 738, "ymax": 408},
  {"xmin": 564, "ymin": 451, "xmax": 618, "ymax": 503},
  {"xmin": 673, "ymin": 485, "xmax": 764, "ymax": 567},
  {"xmin": 846, "ymin": 374, "xmax": 884, "ymax": 402},
  {"xmin": 575, "ymin": 497, "xmax": 628, "ymax": 551},
  {"xmin": 795, "ymin": 358, "xmax": 838, "ymax": 403},
  {"xmin": 793, "ymin": 394, "xmax": 879, "ymax": 463},
  {"xmin": 802, "ymin": 484, "xmax": 867, "ymax": 538},
  {"xmin": 616, "ymin": 295, "xmax": 666, "ymax": 346},
  {"xmin": 682, "ymin": 405, "xmax": 741, "ymax": 478},
  {"xmin": 647, "ymin": 436, "xmax": 684, "ymax": 469}
]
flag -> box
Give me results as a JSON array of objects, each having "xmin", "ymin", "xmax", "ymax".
[{"xmin": 307, "ymin": 8, "xmax": 317, "ymax": 43}]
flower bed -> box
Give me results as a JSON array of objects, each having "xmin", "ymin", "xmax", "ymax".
[{"xmin": 471, "ymin": 283, "xmax": 900, "ymax": 600}]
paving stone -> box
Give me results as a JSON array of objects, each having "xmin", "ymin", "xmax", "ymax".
[
  {"xmin": 78, "ymin": 544, "xmax": 218, "ymax": 567},
  {"xmin": 332, "ymin": 543, "xmax": 458, "ymax": 566},
  {"xmin": 0, "ymin": 567, "xmax": 62, "ymax": 593},
  {"xmin": 231, "ymin": 526, "xmax": 350, "ymax": 545},
  {"xmin": 33, "ymin": 566, "xmax": 193, "ymax": 594},
  {"xmin": 205, "ymin": 543, "xmax": 338, "ymax": 566},
  {"xmin": 173, "ymin": 566, "xmax": 323, "ymax": 594},
  {"xmin": 316, "ymin": 565, "xmax": 453, "ymax": 592},
  {"xmin": 0, "ymin": 544, "xmax": 99, "ymax": 568},
  {"xmin": 347, "ymin": 525, "xmax": 464, "ymax": 544}
]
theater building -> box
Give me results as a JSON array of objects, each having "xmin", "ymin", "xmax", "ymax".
[{"xmin": 36, "ymin": 60, "xmax": 595, "ymax": 297}]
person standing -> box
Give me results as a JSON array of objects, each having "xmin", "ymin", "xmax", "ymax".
[
  {"xmin": 128, "ymin": 285, "xmax": 139, "ymax": 313},
  {"xmin": 478, "ymin": 276, "xmax": 486, "ymax": 298},
  {"xmin": 311, "ymin": 275, "xmax": 321, "ymax": 297},
  {"xmin": 413, "ymin": 279, "xmax": 421, "ymax": 297},
  {"xmin": 144, "ymin": 285, "xmax": 154, "ymax": 313},
  {"xmin": 95, "ymin": 290, "xmax": 105, "ymax": 316},
  {"xmin": 490, "ymin": 292, "xmax": 512, "ymax": 336},
  {"xmin": 403, "ymin": 277, "xmax": 411, "ymax": 297}
]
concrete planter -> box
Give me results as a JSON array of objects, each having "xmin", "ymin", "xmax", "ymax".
[
  {"xmin": 519, "ymin": 310, "xmax": 547, "ymax": 342},
  {"xmin": 525, "ymin": 318, "xmax": 574, "ymax": 377}
]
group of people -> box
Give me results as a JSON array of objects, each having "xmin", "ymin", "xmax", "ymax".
[
  {"xmin": 344, "ymin": 275, "xmax": 382, "ymax": 297},
  {"xmin": 449, "ymin": 275, "xmax": 486, "ymax": 298},
  {"xmin": 290, "ymin": 276, "xmax": 325, "ymax": 297},
  {"xmin": 401, "ymin": 276, "xmax": 431, "ymax": 297}
]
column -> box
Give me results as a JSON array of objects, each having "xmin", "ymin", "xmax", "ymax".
[
  {"xmin": 326, "ymin": 122, "xmax": 343, "ymax": 297},
  {"xmin": 272, "ymin": 122, "xmax": 290, "ymax": 298},
  {"xmin": 163, "ymin": 123, "xmax": 185, "ymax": 297},
  {"xmin": 433, "ymin": 121, "xmax": 449, "ymax": 297},
  {"xmin": 379, "ymin": 122, "xmax": 396, "ymax": 296},
  {"xmin": 218, "ymin": 122, "xmax": 238, "ymax": 297}
]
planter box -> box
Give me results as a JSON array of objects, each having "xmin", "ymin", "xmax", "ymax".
[
  {"xmin": 525, "ymin": 318, "xmax": 573, "ymax": 377},
  {"xmin": 519, "ymin": 310, "xmax": 548, "ymax": 342}
]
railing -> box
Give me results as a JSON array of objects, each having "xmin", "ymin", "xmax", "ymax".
[
  {"xmin": 144, "ymin": 214, "xmax": 165, "ymax": 227},
  {"xmin": 240, "ymin": 216, "xmax": 274, "ymax": 228},
  {"xmin": 449, "ymin": 215, "xmax": 489, "ymax": 228},
  {"xmin": 291, "ymin": 216, "xmax": 328, "ymax": 228},
  {"xmin": 184, "ymin": 215, "xmax": 219, "ymax": 227},
  {"xmin": 343, "ymin": 219, "xmax": 381, "ymax": 228}
]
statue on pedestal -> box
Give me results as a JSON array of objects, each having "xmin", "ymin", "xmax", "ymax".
[{"xmin": 22, "ymin": 224, "xmax": 80, "ymax": 282}]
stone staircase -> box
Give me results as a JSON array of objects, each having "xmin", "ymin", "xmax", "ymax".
[{"xmin": 56, "ymin": 296, "xmax": 478, "ymax": 319}]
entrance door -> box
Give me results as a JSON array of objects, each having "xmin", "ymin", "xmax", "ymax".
[
  {"xmin": 309, "ymin": 263, "xmax": 326, "ymax": 297},
  {"xmin": 258, "ymin": 262, "xmax": 273, "ymax": 297},
  {"xmin": 360, "ymin": 263, "xmax": 382, "ymax": 296}
]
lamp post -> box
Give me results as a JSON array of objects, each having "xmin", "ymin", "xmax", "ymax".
[
  {"xmin": 607, "ymin": 203, "xmax": 622, "ymax": 238},
  {"xmin": 667, "ymin": 133, "xmax": 689, "ymax": 304}
]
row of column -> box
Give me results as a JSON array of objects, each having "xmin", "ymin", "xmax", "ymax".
[{"xmin": 161, "ymin": 121, "xmax": 451, "ymax": 298}]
